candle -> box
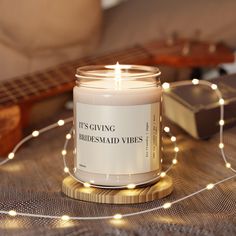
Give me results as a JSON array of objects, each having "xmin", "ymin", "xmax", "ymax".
[{"xmin": 73, "ymin": 64, "xmax": 162, "ymax": 186}]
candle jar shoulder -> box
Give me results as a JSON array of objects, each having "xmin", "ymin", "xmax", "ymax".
[{"xmin": 73, "ymin": 85, "xmax": 162, "ymax": 106}]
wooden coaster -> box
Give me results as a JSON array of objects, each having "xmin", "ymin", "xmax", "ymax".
[{"xmin": 62, "ymin": 175, "xmax": 173, "ymax": 204}]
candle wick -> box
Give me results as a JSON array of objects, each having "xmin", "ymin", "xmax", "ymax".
[{"xmin": 115, "ymin": 62, "xmax": 121, "ymax": 90}]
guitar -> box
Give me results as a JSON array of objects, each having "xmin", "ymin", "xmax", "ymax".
[{"xmin": 0, "ymin": 38, "xmax": 234, "ymax": 155}]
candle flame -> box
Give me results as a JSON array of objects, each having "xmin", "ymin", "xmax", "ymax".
[
  {"xmin": 114, "ymin": 62, "xmax": 121, "ymax": 81},
  {"xmin": 105, "ymin": 62, "xmax": 129, "ymax": 89}
]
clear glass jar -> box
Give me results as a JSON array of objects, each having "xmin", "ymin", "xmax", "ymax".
[{"xmin": 73, "ymin": 64, "xmax": 162, "ymax": 187}]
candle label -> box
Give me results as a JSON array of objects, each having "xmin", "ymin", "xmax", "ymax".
[{"xmin": 75, "ymin": 102, "xmax": 160, "ymax": 175}]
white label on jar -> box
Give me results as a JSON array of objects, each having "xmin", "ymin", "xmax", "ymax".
[{"xmin": 75, "ymin": 102, "xmax": 160, "ymax": 175}]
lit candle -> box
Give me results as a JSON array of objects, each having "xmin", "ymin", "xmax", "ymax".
[{"xmin": 73, "ymin": 64, "xmax": 162, "ymax": 186}]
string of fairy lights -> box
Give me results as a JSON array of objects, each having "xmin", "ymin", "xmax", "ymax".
[{"xmin": 0, "ymin": 79, "xmax": 235, "ymax": 222}]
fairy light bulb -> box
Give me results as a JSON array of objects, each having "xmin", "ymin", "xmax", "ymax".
[
  {"xmin": 127, "ymin": 184, "xmax": 136, "ymax": 189},
  {"xmin": 219, "ymin": 99, "xmax": 225, "ymax": 105},
  {"xmin": 64, "ymin": 167, "xmax": 69, "ymax": 173},
  {"xmin": 172, "ymin": 159, "xmax": 178, "ymax": 165},
  {"xmin": 8, "ymin": 152, "xmax": 15, "ymax": 160},
  {"xmin": 206, "ymin": 183, "xmax": 214, "ymax": 190},
  {"xmin": 83, "ymin": 182, "xmax": 91, "ymax": 188},
  {"xmin": 163, "ymin": 202, "xmax": 172, "ymax": 209},
  {"xmin": 61, "ymin": 150, "xmax": 67, "ymax": 156},
  {"xmin": 66, "ymin": 134, "xmax": 72, "ymax": 140},
  {"xmin": 113, "ymin": 214, "xmax": 122, "ymax": 220},
  {"xmin": 174, "ymin": 147, "xmax": 179, "ymax": 152},
  {"xmin": 164, "ymin": 126, "xmax": 170, "ymax": 133},
  {"xmin": 32, "ymin": 130, "xmax": 39, "ymax": 137},
  {"xmin": 219, "ymin": 120, "xmax": 224, "ymax": 126},
  {"xmin": 226, "ymin": 163, "xmax": 231, "ymax": 168},
  {"xmin": 8, "ymin": 210, "xmax": 17, "ymax": 216},
  {"xmin": 192, "ymin": 79, "xmax": 199, "ymax": 85},
  {"xmin": 219, "ymin": 143, "xmax": 224, "ymax": 149},
  {"xmin": 61, "ymin": 215, "xmax": 70, "ymax": 221},
  {"xmin": 211, "ymin": 84, "xmax": 218, "ymax": 90},
  {"xmin": 160, "ymin": 172, "xmax": 166, "ymax": 178},
  {"xmin": 58, "ymin": 120, "xmax": 65, "ymax": 126},
  {"xmin": 171, "ymin": 136, "xmax": 176, "ymax": 142},
  {"xmin": 162, "ymin": 82, "xmax": 170, "ymax": 90}
]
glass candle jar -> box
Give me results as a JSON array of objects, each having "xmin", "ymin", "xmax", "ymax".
[{"xmin": 73, "ymin": 64, "xmax": 162, "ymax": 187}]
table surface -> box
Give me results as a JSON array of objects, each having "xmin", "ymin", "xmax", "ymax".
[{"xmin": 0, "ymin": 108, "xmax": 235, "ymax": 236}]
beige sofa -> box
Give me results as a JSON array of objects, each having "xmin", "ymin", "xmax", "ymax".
[{"xmin": 1, "ymin": 0, "xmax": 236, "ymax": 82}]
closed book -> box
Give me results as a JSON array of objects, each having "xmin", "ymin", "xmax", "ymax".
[{"xmin": 163, "ymin": 74, "xmax": 236, "ymax": 139}]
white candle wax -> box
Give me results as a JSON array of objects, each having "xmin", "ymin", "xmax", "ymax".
[{"xmin": 74, "ymin": 66, "xmax": 162, "ymax": 186}]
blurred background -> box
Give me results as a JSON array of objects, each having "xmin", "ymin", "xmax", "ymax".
[{"xmin": 1, "ymin": 0, "xmax": 236, "ymax": 81}]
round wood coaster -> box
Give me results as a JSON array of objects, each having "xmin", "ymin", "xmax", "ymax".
[{"xmin": 62, "ymin": 175, "xmax": 173, "ymax": 204}]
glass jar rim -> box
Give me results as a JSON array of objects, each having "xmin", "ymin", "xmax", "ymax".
[{"xmin": 76, "ymin": 64, "xmax": 161, "ymax": 81}]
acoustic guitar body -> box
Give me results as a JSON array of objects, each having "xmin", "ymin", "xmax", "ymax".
[{"xmin": 0, "ymin": 105, "xmax": 22, "ymax": 156}]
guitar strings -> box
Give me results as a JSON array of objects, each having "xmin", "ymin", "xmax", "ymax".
[
  {"xmin": 0, "ymin": 40, "xmax": 209, "ymax": 104},
  {"xmin": 0, "ymin": 46, "xmax": 148, "ymax": 103},
  {"xmin": 0, "ymin": 40, "xmax": 194, "ymax": 102}
]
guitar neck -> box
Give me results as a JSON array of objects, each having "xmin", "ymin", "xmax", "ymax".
[
  {"xmin": 0, "ymin": 38, "xmax": 234, "ymax": 108},
  {"xmin": 0, "ymin": 45, "xmax": 151, "ymax": 107}
]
